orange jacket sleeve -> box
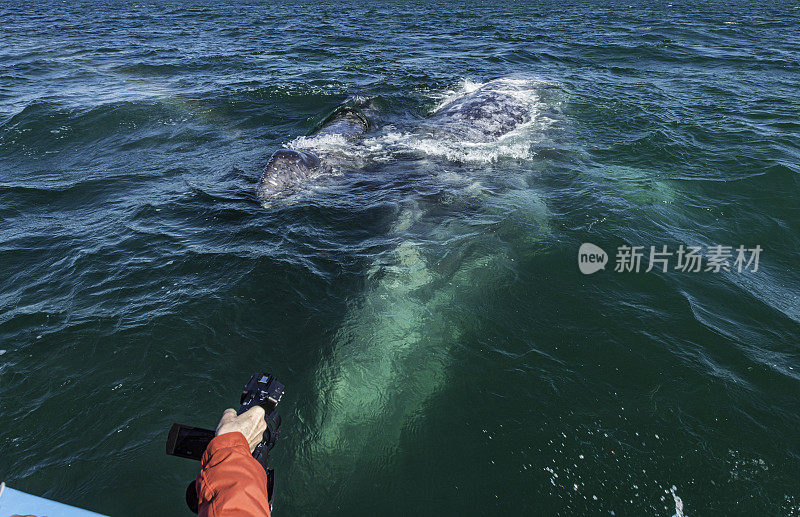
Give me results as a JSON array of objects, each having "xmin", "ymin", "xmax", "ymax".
[{"xmin": 196, "ymin": 432, "xmax": 271, "ymax": 517}]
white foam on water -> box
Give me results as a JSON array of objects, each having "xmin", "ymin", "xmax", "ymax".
[
  {"xmin": 373, "ymin": 128, "xmax": 538, "ymax": 163},
  {"xmin": 398, "ymin": 77, "xmax": 561, "ymax": 163},
  {"xmin": 287, "ymin": 132, "xmax": 351, "ymax": 153},
  {"xmin": 431, "ymin": 77, "xmax": 547, "ymax": 114},
  {"xmin": 429, "ymin": 77, "xmax": 485, "ymax": 113},
  {"xmin": 285, "ymin": 133, "xmax": 370, "ymax": 175},
  {"xmin": 670, "ymin": 485, "xmax": 684, "ymax": 517}
]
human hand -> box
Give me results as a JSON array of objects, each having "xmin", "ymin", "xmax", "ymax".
[{"xmin": 215, "ymin": 406, "xmax": 267, "ymax": 453}]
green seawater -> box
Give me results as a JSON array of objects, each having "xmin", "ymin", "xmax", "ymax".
[{"xmin": 1, "ymin": 0, "xmax": 799, "ymax": 515}]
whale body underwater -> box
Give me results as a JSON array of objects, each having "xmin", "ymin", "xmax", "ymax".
[
  {"xmin": 257, "ymin": 80, "xmax": 680, "ymax": 508},
  {"xmin": 263, "ymin": 79, "xmax": 560, "ymax": 507},
  {"xmin": 255, "ymin": 78, "xmax": 535, "ymax": 204}
]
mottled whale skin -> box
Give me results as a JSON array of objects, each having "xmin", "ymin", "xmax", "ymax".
[
  {"xmin": 255, "ymin": 149, "xmax": 321, "ymax": 201},
  {"xmin": 427, "ymin": 78, "xmax": 530, "ymax": 141},
  {"xmin": 256, "ymin": 104, "xmax": 370, "ymax": 204}
]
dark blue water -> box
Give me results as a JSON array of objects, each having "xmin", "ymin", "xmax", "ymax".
[{"xmin": 1, "ymin": 0, "xmax": 799, "ymax": 515}]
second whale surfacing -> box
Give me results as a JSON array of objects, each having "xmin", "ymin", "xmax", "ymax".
[{"xmin": 256, "ymin": 102, "xmax": 371, "ymax": 205}]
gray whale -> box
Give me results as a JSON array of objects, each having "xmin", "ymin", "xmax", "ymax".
[
  {"xmin": 426, "ymin": 78, "xmax": 530, "ymax": 141},
  {"xmin": 256, "ymin": 78, "xmax": 535, "ymax": 204},
  {"xmin": 256, "ymin": 103, "xmax": 370, "ymax": 204}
]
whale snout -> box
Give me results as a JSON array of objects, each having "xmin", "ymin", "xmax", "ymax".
[{"xmin": 256, "ymin": 149, "xmax": 322, "ymax": 203}]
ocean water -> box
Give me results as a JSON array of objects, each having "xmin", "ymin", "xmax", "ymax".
[{"xmin": 1, "ymin": 0, "xmax": 799, "ymax": 515}]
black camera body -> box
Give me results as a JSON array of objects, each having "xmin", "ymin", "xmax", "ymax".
[
  {"xmin": 238, "ymin": 373, "xmax": 284, "ymax": 469},
  {"xmin": 166, "ymin": 372, "xmax": 284, "ymax": 512}
]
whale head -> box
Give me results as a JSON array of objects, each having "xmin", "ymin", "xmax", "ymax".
[{"xmin": 256, "ymin": 149, "xmax": 322, "ymax": 205}]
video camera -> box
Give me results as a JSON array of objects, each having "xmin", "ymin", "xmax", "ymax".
[{"xmin": 166, "ymin": 373, "xmax": 284, "ymax": 512}]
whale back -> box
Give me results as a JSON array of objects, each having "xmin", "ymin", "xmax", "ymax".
[{"xmin": 430, "ymin": 79, "xmax": 531, "ymax": 141}]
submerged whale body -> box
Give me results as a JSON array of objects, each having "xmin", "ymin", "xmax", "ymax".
[{"xmin": 280, "ymin": 79, "xmax": 557, "ymax": 506}]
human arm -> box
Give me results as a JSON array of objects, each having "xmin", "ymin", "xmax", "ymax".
[{"xmin": 195, "ymin": 406, "xmax": 271, "ymax": 517}]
